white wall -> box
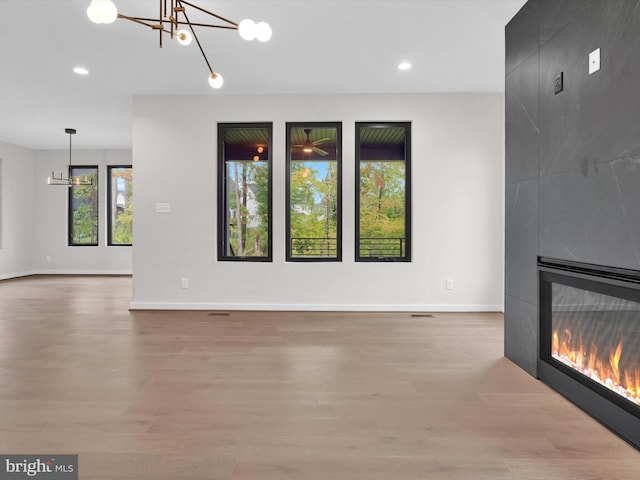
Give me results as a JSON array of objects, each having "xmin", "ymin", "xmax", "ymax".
[
  {"xmin": 131, "ymin": 93, "xmax": 504, "ymax": 311},
  {"xmin": 0, "ymin": 142, "xmax": 36, "ymax": 279},
  {"xmin": 32, "ymin": 149, "xmax": 133, "ymax": 274}
]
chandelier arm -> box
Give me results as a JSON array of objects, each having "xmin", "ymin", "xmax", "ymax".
[
  {"xmin": 118, "ymin": 15, "xmax": 236, "ymax": 30},
  {"xmin": 169, "ymin": 0, "xmax": 174, "ymax": 38},
  {"xmin": 176, "ymin": 22, "xmax": 237, "ymax": 29},
  {"xmin": 117, "ymin": 14, "xmax": 163, "ymax": 30},
  {"xmin": 159, "ymin": 0, "xmax": 163, "ymax": 48},
  {"xmin": 178, "ymin": 1, "xmax": 214, "ymax": 74},
  {"xmin": 118, "ymin": 15, "xmax": 192, "ymax": 38},
  {"xmin": 179, "ymin": 0, "xmax": 239, "ymax": 28}
]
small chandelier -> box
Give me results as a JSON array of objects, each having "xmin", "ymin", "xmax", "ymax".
[
  {"xmin": 47, "ymin": 129, "xmax": 93, "ymax": 187},
  {"xmin": 86, "ymin": 0, "xmax": 272, "ymax": 89}
]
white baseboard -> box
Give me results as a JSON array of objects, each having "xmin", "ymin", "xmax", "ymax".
[
  {"xmin": 129, "ymin": 302, "xmax": 504, "ymax": 312},
  {"xmin": 34, "ymin": 270, "xmax": 132, "ymax": 275},
  {"xmin": 0, "ymin": 270, "xmax": 36, "ymax": 281}
]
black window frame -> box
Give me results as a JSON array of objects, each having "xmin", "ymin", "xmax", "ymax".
[
  {"xmin": 217, "ymin": 122, "xmax": 273, "ymax": 262},
  {"xmin": 107, "ymin": 165, "xmax": 133, "ymax": 247},
  {"xmin": 355, "ymin": 122, "xmax": 412, "ymax": 262},
  {"xmin": 286, "ymin": 122, "xmax": 342, "ymax": 262},
  {"xmin": 68, "ymin": 165, "xmax": 99, "ymax": 247}
]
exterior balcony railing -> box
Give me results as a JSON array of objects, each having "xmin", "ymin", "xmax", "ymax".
[
  {"xmin": 289, "ymin": 237, "xmax": 405, "ymax": 258},
  {"xmin": 290, "ymin": 237, "xmax": 337, "ymax": 257},
  {"xmin": 359, "ymin": 237, "xmax": 405, "ymax": 257}
]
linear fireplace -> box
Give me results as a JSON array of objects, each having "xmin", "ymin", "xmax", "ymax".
[{"xmin": 538, "ymin": 258, "xmax": 640, "ymax": 449}]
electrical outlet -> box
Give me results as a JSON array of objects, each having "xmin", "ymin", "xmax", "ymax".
[
  {"xmin": 554, "ymin": 72, "xmax": 563, "ymax": 94},
  {"xmin": 156, "ymin": 202, "xmax": 171, "ymax": 213},
  {"xmin": 180, "ymin": 278, "xmax": 189, "ymax": 289},
  {"xmin": 446, "ymin": 279, "xmax": 454, "ymax": 290}
]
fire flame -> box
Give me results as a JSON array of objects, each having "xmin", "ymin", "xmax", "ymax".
[
  {"xmin": 552, "ymin": 328, "xmax": 640, "ymax": 407},
  {"xmin": 609, "ymin": 340, "xmax": 623, "ymax": 386},
  {"xmin": 627, "ymin": 369, "xmax": 640, "ymax": 398}
]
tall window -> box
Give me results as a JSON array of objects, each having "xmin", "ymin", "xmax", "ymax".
[
  {"xmin": 355, "ymin": 122, "xmax": 411, "ymax": 261},
  {"xmin": 218, "ymin": 123, "xmax": 272, "ymax": 261},
  {"xmin": 286, "ymin": 123, "xmax": 342, "ymax": 261},
  {"xmin": 68, "ymin": 166, "xmax": 98, "ymax": 246},
  {"xmin": 108, "ymin": 166, "xmax": 133, "ymax": 246}
]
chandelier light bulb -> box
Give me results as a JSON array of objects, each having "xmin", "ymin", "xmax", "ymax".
[
  {"xmin": 209, "ymin": 72, "xmax": 224, "ymax": 89},
  {"xmin": 87, "ymin": 2, "xmax": 102, "ymax": 23},
  {"xmin": 87, "ymin": 0, "xmax": 118, "ymax": 24},
  {"xmin": 238, "ymin": 19, "xmax": 257, "ymax": 41},
  {"xmin": 176, "ymin": 29, "xmax": 193, "ymax": 46},
  {"xmin": 255, "ymin": 22, "xmax": 272, "ymax": 42},
  {"xmin": 101, "ymin": 1, "xmax": 118, "ymax": 24}
]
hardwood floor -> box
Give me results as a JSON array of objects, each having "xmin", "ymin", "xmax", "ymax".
[{"xmin": 0, "ymin": 275, "xmax": 637, "ymax": 479}]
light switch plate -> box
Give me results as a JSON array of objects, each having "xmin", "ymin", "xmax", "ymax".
[{"xmin": 589, "ymin": 48, "xmax": 600, "ymax": 75}]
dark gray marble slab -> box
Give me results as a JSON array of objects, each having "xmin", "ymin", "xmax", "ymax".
[
  {"xmin": 539, "ymin": 0, "xmax": 591, "ymax": 46},
  {"xmin": 540, "ymin": 156, "xmax": 640, "ymax": 269},
  {"xmin": 506, "ymin": 178, "xmax": 539, "ymax": 304},
  {"xmin": 506, "ymin": 52, "xmax": 540, "ymax": 184},
  {"xmin": 506, "ymin": 0, "xmax": 540, "ymax": 75},
  {"xmin": 505, "ymin": 294, "xmax": 538, "ymax": 377},
  {"xmin": 540, "ymin": 1, "xmax": 640, "ymax": 176}
]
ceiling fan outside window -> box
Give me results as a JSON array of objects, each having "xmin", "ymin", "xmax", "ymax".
[{"xmin": 292, "ymin": 128, "xmax": 332, "ymax": 157}]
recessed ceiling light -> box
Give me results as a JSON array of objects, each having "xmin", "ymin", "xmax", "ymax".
[
  {"xmin": 73, "ymin": 66, "xmax": 89, "ymax": 75},
  {"xmin": 398, "ymin": 62, "xmax": 412, "ymax": 71}
]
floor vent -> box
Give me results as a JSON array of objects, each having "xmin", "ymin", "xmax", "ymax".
[
  {"xmin": 207, "ymin": 312, "xmax": 230, "ymax": 316},
  {"xmin": 410, "ymin": 313, "xmax": 434, "ymax": 318}
]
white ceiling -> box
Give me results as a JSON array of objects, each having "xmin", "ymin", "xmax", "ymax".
[{"xmin": 0, "ymin": 0, "xmax": 525, "ymax": 150}]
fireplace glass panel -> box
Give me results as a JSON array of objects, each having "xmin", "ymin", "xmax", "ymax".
[{"xmin": 551, "ymin": 283, "xmax": 640, "ymax": 408}]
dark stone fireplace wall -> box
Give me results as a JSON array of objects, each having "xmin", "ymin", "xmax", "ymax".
[{"xmin": 505, "ymin": 0, "xmax": 640, "ymax": 376}]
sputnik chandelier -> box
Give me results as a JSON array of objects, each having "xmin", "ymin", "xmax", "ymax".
[{"xmin": 86, "ymin": 0, "xmax": 272, "ymax": 89}]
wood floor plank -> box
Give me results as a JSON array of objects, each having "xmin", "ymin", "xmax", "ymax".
[{"xmin": 0, "ymin": 275, "xmax": 637, "ymax": 479}]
